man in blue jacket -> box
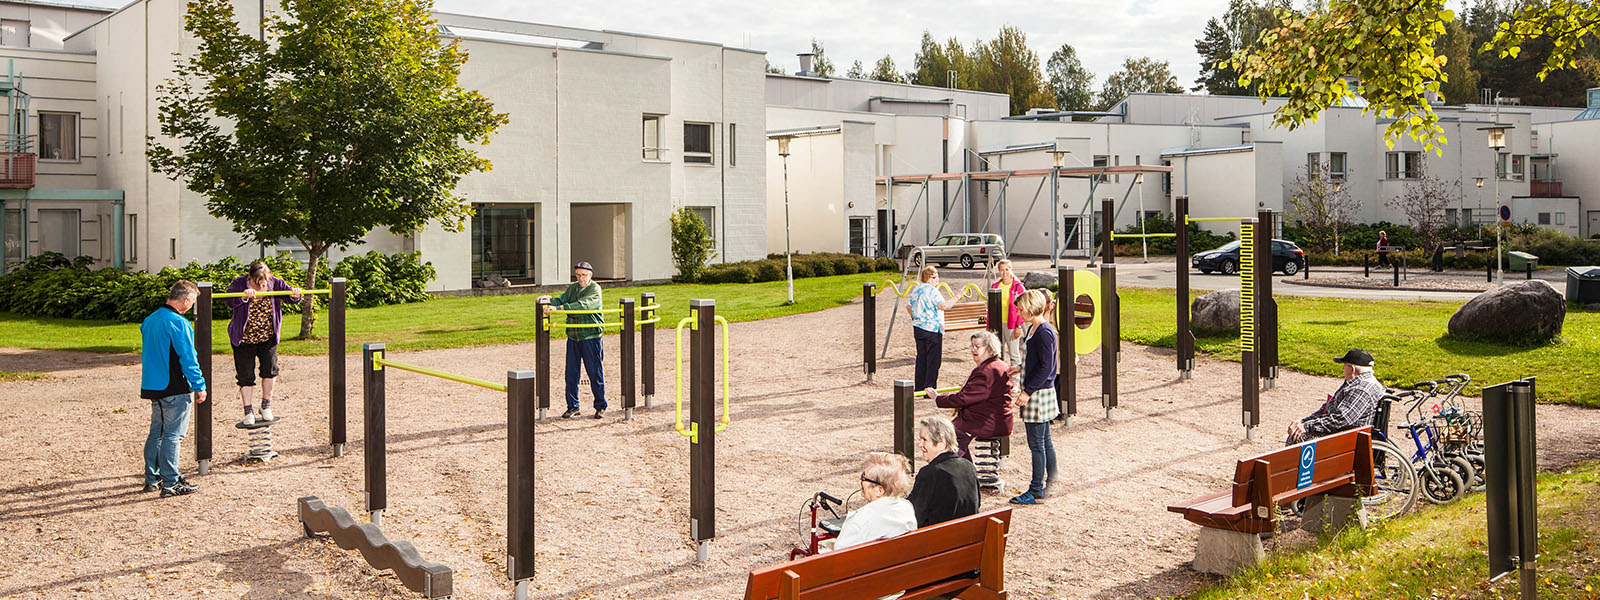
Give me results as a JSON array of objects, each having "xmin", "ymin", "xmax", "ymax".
[{"xmin": 141, "ymin": 280, "xmax": 208, "ymax": 497}]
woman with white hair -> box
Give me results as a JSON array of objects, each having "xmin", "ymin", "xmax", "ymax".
[
  {"xmin": 923, "ymin": 330, "xmax": 1014, "ymax": 459},
  {"xmin": 906, "ymin": 416, "xmax": 980, "ymax": 528},
  {"xmin": 831, "ymin": 452, "xmax": 918, "ymax": 550}
]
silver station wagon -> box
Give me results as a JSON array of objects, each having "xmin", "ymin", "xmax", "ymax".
[{"xmin": 910, "ymin": 233, "xmax": 1008, "ymax": 269}]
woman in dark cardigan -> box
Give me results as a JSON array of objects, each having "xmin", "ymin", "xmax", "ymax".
[
  {"xmin": 923, "ymin": 330, "xmax": 1014, "ymax": 459},
  {"xmin": 907, "ymin": 415, "xmax": 980, "ymax": 528},
  {"xmin": 224, "ymin": 261, "xmax": 300, "ymax": 426}
]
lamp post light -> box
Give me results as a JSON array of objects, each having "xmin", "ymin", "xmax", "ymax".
[
  {"xmin": 1051, "ymin": 150, "xmax": 1065, "ymax": 268},
  {"xmin": 778, "ymin": 136, "xmax": 794, "ymax": 304},
  {"xmin": 1479, "ymin": 122, "xmax": 1512, "ymax": 285}
]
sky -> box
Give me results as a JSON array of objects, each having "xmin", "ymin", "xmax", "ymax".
[{"xmin": 74, "ymin": 0, "xmax": 1234, "ymax": 90}]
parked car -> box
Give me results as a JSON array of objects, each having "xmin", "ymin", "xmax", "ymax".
[
  {"xmin": 910, "ymin": 233, "xmax": 1008, "ymax": 269},
  {"xmin": 1193, "ymin": 239, "xmax": 1307, "ymax": 275}
]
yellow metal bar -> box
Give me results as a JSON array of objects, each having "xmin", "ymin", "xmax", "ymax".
[
  {"xmin": 1111, "ymin": 233, "xmax": 1177, "ymax": 238},
  {"xmin": 1185, "ymin": 217, "xmax": 1245, "ymax": 223},
  {"xmin": 872, "ymin": 279, "xmax": 917, "ymax": 297},
  {"xmin": 549, "ymin": 308, "xmax": 624, "ymax": 315},
  {"xmin": 912, "ymin": 386, "xmax": 962, "ymax": 398},
  {"xmin": 635, "ymin": 304, "xmax": 661, "ymax": 313},
  {"xmin": 371, "ymin": 356, "xmax": 507, "ymax": 392},
  {"xmin": 672, "ymin": 316, "xmax": 698, "ymax": 443},
  {"xmin": 1240, "ymin": 224, "xmax": 1256, "ymax": 352},
  {"xmin": 636, "ymin": 316, "xmax": 662, "ymax": 326},
  {"xmin": 212, "ymin": 288, "xmax": 332, "ymax": 299},
  {"xmin": 545, "ymin": 322, "xmax": 623, "ymax": 330},
  {"xmin": 713, "ymin": 316, "xmax": 732, "ymax": 433}
]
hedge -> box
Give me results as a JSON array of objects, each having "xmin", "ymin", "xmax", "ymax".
[{"xmin": 694, "ymin": 253, "xmax": 897, "ymax": 284}]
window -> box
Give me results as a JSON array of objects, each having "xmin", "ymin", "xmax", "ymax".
[
  {"xmin": 1446, "ymin": 208, "xmax": 1458, "ymax": 226},
  {"xmin": 690, "ymin": 206, "xmax": 715, "ymax": 241},
  {"xmin": 0, "ymin": 20, "xmax": 29, "ymax": 47},
  {"xmin": 1511, "ymin": 155, "xmax": 1525, "ymax": 180},
  {"xmin": 642, "ymin": 115, "xmax": 663, "ymax": 160},
  {"xmin": 683, "ymin": 122, "xmax": 713, "ymax": 164},
  {"xmin": 1556, "ymin": 212, "xmax": 1566, "ymax": 225},
  {"xmin": 1385, "ymin": 151, "xmax": 1421, "ymax": 179},
  {"xmin": 39, "ymin": 112, "xmax": 79, "ymax": 161},
  {"xmin": 126, "ymin": 214, "xmax": 138, "ymax": 263},
  {"xmin": 38, "ymin": 209, "xmax": 80, "ymax": 258},
  {"xmin": 3, "ymin": 208, "xmax": 19, "ymax": 264},
  {"xmin": 728, "ymin": 123, "xmax": 737, "ymax": 167},
  {"xmin": 1092, "ymin": 155, "xmax": 1109, "ymax": 183},
  {"xmin": 1496, "ymin": 152, "xmax": 1509, "ymax": 179},
  {"xmin": 1307, "ymin": 152, "xmax": 1320, "ymax": 177},
  {"xmin": 1462, "ymin": 208, "xmax": 1473, "ymax": 225},
  {"xmin": 1329, "ymin": 152, "xmax": 1347, "ymax": 180},
  {"xmin": 1538, "ymin": 212, "xmax": 1551, "ymax": 225}
]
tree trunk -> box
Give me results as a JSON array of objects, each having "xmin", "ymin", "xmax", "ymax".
[{"xmin": 298, "ymin": 247, "xmax": 323, "ymax": 339}]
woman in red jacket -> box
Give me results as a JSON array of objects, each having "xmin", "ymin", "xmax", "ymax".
[{"xmin": 923, "ymin": 330, "xmax": 1014, "ymax": 459}]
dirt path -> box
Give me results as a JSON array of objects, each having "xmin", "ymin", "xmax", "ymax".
[{"xmin": 2, "ymin": 296, "xmax": 1597, "ymax": 599}]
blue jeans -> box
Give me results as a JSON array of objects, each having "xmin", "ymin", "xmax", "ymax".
[
  {"xmin": 144, "ymin": 393, "xmax": 193, "ymax": 487},
  {"xmin": 565, "ymin": 337, "xmax": 606, "ymax": 411},
  {"xmin": 1024, "ymin": 421, "xmax": 1057, "ymax": 496}
]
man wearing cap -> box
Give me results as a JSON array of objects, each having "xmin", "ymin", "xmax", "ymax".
[
  {"xmin": 1286, "ymin": 349, "xmax": 1385, "ymax": 444},
  {"xmin": 542, "ymin": 262, "xmax": 607, "ymax": 419}
]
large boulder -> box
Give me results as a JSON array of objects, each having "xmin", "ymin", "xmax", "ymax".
[
  {"xmin": 1191, "ymin": 289, "xmax": 1241, "ymax": 334},
  {"xmin": 1448, "ymin": 280, "xmax": 1566, "ymax": 343},
  {"xmin": 1022, "ymin": 271, "xmax": 1058, "ymax": 289}
]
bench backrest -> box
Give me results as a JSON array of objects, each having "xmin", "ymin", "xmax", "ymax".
[
  {"xmin": 743, "ymin": 507, "xmax": 1012, "ymax": 600},
  {"xmin": 945, "ymin": 302, "xmax": 989, "ymax": 331},
  {"xmin": 1231, "ymin": 427, "xmax": 1374, "ymax": 519}
]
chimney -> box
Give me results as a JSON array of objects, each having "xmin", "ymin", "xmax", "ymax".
[{"xmin": 797, "ymin": 52, "xmax": 816, "ymax": 77}]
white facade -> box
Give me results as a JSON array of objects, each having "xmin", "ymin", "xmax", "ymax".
[{"xmin": 1538, "ymin": 117, "xmax": 1600, "ymax": 238}]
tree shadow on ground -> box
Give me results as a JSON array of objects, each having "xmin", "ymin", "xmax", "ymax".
[
  {"xmin": 1094, "ymin": 563, "xmax": 1216, "ymax": 599},
  {"xmin": 0, "ymin": 538, "xmax": 365, "ymax": 599}
]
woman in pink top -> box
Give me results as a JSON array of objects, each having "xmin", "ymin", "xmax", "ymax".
[{"xmin": 990, "ymin": 259, "xmax": 1026, "ymax": 362}]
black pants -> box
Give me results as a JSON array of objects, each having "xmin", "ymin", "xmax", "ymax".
[
  {"xmin": 233, "ymin": 342, "xmax": 280, "ymax": 387},
  {"xmin": 913, "ymin": 327, "xmax": 943, "ymax": 391},
  {"xmin": 1377, "ymin": 252, "xmax": 1391, "ymax": 267}
]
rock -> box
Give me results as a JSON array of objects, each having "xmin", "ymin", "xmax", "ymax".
[
  {"xmin": 1588, "ymin": 303, "xmax": 1600, "ymax": 311},
  {"xmin": 1022, "ymin": 271, "xmax": 1058, "ymax": 289},
  {"xmin": 1191, "ymin": 289, "xmax": 1241, "ymax": 334},
  {"xmin": 1448, "ymin": 280, "xmax": 1566, "ymax": 343}
]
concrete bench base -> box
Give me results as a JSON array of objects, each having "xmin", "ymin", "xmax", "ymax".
[
  {"xmin": 1302, "ymin": 494, "xmax": 1368, "ymax": 536},
  {"xmin": 1193, "ymin": 526, "xmax": 1265, "ymax": 576}
]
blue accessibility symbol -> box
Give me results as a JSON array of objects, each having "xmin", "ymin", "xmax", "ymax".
[{"xmin": 1296, "ymin": 442, "xmax": 1317, "ymax": 489}]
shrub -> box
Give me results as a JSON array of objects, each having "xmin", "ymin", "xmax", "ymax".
[
  {"xmin": 670, "ymin": 207, "xmax": 717, "ymax": 282},
  {"xmin": 331, "ymin": 251, "xmax": 437, "ymax": 308},
  {"xmin": 695, "ymin": 253, "xmax": 888, "ymax": 284}
]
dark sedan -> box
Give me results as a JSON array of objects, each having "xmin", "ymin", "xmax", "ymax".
[{"xmin": 1193, "ymin": 239, "xmax": 1307, "ymax": 275}]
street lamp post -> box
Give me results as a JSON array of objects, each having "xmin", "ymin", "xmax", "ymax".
[
  {"xmin": 1480, "ymin": 120, "xmax": 1511, "ymax": 285},
  {"xmin": 778, "ymin": 136, "xmax": 795, "ymax": 304}
]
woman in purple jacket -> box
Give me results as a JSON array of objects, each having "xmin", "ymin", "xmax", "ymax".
[
  {"xmin": 923, "ymin": 330, "xmax": 1014, "ymax": 459},
  {"xmin": 225, "ymin": 261, "xmax": 301, "ymax": 426}
]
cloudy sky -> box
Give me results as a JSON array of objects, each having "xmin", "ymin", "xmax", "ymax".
[{"xmin": 75, "ymin": 0, "xmax": 1233, "ymax": 89}]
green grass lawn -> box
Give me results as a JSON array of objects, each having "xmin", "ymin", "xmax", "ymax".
[
  {"xmin": 0, "ymin": 271, "xmax": 895, "ymax": 357},
  {"xmin": 1116, "ymin": 288, "xmax": 1600, "ymax": 408},
  {"xmin": 0, "ymin": 370, "xmax": 46, "ymax": 382},
  {"xmin": 1178, "ymin": 461, "xmax": 1600, "ymax": 600}
]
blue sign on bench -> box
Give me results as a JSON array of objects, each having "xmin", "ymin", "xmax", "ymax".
[{"xmin": 1297, "ymin": 442, "xmax": 1317, "ymax": 489}]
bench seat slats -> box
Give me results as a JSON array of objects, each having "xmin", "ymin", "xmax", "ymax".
[
  {"xmin": 785, "ymin": 544, "xmax": 982, "ymax": 600},
  {"xmin": 1171, "ymin": 428, "xmax": 1374, "ymax": 534}
]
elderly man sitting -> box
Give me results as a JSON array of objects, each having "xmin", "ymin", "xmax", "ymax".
[{"xmin": 1286, "ymin": 348, "xmax": 1385, "ymax": 445}]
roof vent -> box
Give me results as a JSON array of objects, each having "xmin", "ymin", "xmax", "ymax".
[{"xmin": 797, "ymin": 53, "xmax": 817, "ymax": 77}]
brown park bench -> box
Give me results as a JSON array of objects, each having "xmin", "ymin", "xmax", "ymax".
[
  {"xmin": 743, "ymin": 507, "xmax": 1012, "ymax": 600},
  {"xmin": 1166, "ymin": 426, "xmax": 1374, "ymax": 574},
  {"xmin": 944, "ymin": 301, "xmax": 989, "ymax": 333}
]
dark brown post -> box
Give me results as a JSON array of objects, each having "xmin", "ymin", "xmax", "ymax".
[
  {"xmin": 1175, "ymin": 196, "xmax": 1194, "ymax": 379},
  {"xmin": 893, "ymin": 380, "xmax": 914, "ymax": 461},
  {"xmin": 1366, "ymin": 254, "xmax": 1371, "ymax": 278},
  {"xmin": 1256, "ymin": 211, "xmax": 1278, "ymax": 390},
  {"xmin": 641, "ymin": 292, "xmax": 656, "ymax": 409},
  {"xmin": 1100, "ymin": 198, "xmax": 1116, "ymax": 265},
  {"xmin": 1058, "ymin": 266, "xmax": 1075, "ymax": 425},
  {"xmin": 986, "ymin": 287, "xmax": 1001, "ymax": 338},
  {"xmin": 535, "ymin": 297, "xmax": 550, "ymax": 422},
  {"xmin": 1526, "ymin": 262, "xmax": 1533, "ymax": 280},
  {"xmin": 363, "ymin": 343, "xmax": 386, "ymax": 523},
  {"xmin": 1393, "ymin": 261, "xmax": 1400, "ymax": 287},
  {"xmin": 506, "ymin": 369, "xmax": 537, "ymax": 583},
  {"xmin": 621, "ymin": 297, "xmax": 636, "ymax": 421},
  {"xmin": 195, "ymin": 282, "xmax": 213, "ymax": 475},
  {"xmin": 863, "ymin": 283, "xmax": 877, "ymax": 381},
  {"xmin": 330, "ymin": 277, "xmax": 346, "ymax": 457},
  {"xmin": 1100, "ymin": 263, "xmax": 1118, "ymax": 419},
  {"xmin": 1487, "ymin": 259, "xmax": 1493, "ymax": 283},
  {"xmin": 689, "ymin": 299, "xmax": 717, "ymax": 562},
  {"xmin": 1242, "ymin": 219, "xmax": 1260, "ymax": 440}
]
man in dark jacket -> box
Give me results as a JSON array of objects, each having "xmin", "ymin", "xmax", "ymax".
[
  {"xmin": 140, "ymin": 281, "xmax": 208, "ymax": 497},
  {"xmin": 541, "ymin": 261, "xmax": 607, "ymax": 419},
  {"xmin": 907, "ymin": 416, "xmax": 980, "ymax": 528}
]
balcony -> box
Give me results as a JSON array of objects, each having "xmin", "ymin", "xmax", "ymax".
[{"xmin": 1530, "ymin": 180, "xmax": 1563, "ymax": 197}]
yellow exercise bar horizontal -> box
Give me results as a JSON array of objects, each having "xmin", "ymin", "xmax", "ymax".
[
  {"xmin": 212, "ymin": 288, "xmax": 331, "ymax": 299},
  {"xmin": 546, "ymin": 322, "xmax": 624, "ymax": 330},
  {"xmin": 549, "ymin": 308, "xmax": 624, "ymax": 315},
  {"xmin": 1185, "ymin": 217, "xmax": 1245, "ymax": 222},
  {"xmin": 913, "ymin": 386, "xmax": 962, "ymax": 398},
  {"xmin": 1111, "ymin": 233, "xmax": 1177, "ymax": 238},
  {"xmin": 372, "ymin": 356, "xmax": 507, "ymax": 392}
]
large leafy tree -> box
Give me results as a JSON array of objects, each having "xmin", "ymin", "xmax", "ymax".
[
  {"xmin": 910, "ymin": 32, "xmax": 977, "ymax": 88},
  {"xmin": 1097, "ymin": 56, "xmax": 1185, "ymax": 110},
  {"xmin": 1437, "ymin": 15, "xmax": 1482, "ymax": 105},
  {"xmin": 149, "ymin": 0, "xmax": 507, "ymax": 338},
  {"xmin": 809, "ymin": 39, "xmax": 836, "ymax": 77},
  {"xmin": 971, "ymin": 25, "xmax": 1056, "ymax": 114},
  {"xmin": 1231, "ymin": 0, "xmax": 1599, "ymax": 152},
  {"xmin": 1194, "ymin": 0, "xmax": 1289, "ymax": 95},
  {"xmin": 1286, "ymin": 161, "xmax": 1361, "ymax": 254},
  {"xmin": 1046, "ymin": 43, "xmax": 1097, "ymax": 111},
  {"xmin": 870, "ymin": 55, "xmax": 908, "ymax": 83}
]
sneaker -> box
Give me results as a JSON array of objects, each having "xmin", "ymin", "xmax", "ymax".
[
  {"xmin": 561, "ymin": 408, "xmax": 580, "ymax": 419},
  {"xmin": 593, "ymin": 409, "xmax": 606, "ymax": 420},
  {"xmin": 160, "ymin": 482, "xmax": 198, "ymax": 497},
  {"xmin": 261, "ymin": 408, "xmax": 275, "ymax": 422},
  {"xmin": 1009, "ymin": 491, "xmax": 1038, "ymax": 505},
  {"xmin": 242, "ymin": 411, "xmax": 256, "ymax": 427},
  {"xmin": 143, "ymin": 481, "xmax": 159, "ymax": 492}
]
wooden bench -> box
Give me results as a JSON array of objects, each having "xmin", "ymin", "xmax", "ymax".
[
  {"xmin": 945, "ymin": 302, "xmax": 989, "ymax": 333},
  {"xmin": 743, "ymin": 508, "xmax": 1011, "ymax": 600},
  {"xmin": 1167, "ymin": 427, "xmax": 1374, "ymax": 574}
]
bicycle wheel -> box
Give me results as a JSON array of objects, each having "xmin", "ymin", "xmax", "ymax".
[
  {"xmin": 1364, "ymin": 440, "xmax": 1418, "ymax": 520},
  {"xmin": 1420, "ymin": 464, "xmax": 1466, "ymax": 505}
]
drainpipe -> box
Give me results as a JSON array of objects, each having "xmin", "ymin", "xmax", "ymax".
[
  {"xmin": 113, "ymin": 195, "xmax": 125, "ymax": 269},
  {"xmin": 0, "ymin": 198, "xmax": 6, "ymax": 275}
]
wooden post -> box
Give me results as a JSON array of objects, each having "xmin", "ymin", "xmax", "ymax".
[
  {"xmin": 1241, "ymin": 219, "xmax": 1260, "ymax": 440},
  {"xmin": 1100, "ymin": 198, "xmax": 1115, "ymax": 265},
  {"xmin": 893, "ymin": 380, "xmax": 914, "ymax": 461},
  {"xmin": 986, "ymin": 287, "xmax": 1001, "ymax": 339},
  {"xmin": 641, "ymin": 292, "xmax": 656, "ymax": 409},
  {"xmin": 536, "ymin": 297, "xmax": 550, "ymax": 422},
  {"xmin": 621, "ymin": 297, "xmax": 636, "ymax": 421},
  {"xmin": 1256, "ymin": 211, "xmax": 1278, "ymax": 390},
  {"xmin": 330, "ymin": 277, "xmax": 346, "ymax": 457},
  {"xmin": 1100, "ymin": 263, "xmax": 1118, "ymax": 419},
  {"xmin": 1175, "ymin": 196, "xmax": 1194, "ymax": 379},
  {"xmin": 1058, "ymin": 266, "xmax": 1075, "ymax": 425},
  {"xmin": 363, "ymin": 343, "xmax": 386, "ymax": 523},
  {"xmin": 863, "ymin": 283, "xmax": 877, "ymax": 381},
  {"xmin": 506, "ymin": 369, "xmax": 537, "ymax": 582},
  {"xmin": 689, "ymin": 299, "xmax": 717, "ymax": 561},
  {"xmin": 195, "ymin": 282, "xmax": 213, "ymax": 475}
]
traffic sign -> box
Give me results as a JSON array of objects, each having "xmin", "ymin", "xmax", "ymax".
[
  {"xmin": 1499, "ymin": 205, "xmax": 1512, "ymax": 222},
  {"xmin": 1296, "ymin": 442, "xmax": 1317, "ymax": 489}
]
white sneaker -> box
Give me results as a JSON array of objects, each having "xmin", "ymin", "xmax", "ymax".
[
  {"xmin": 261, "ymin": 408, "xmax": 274, "ymax": 422},
  {"xmin": 242, "ymin": 411, "xmax": 256, "ymax": 426}
]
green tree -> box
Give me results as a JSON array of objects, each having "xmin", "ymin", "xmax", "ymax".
[
  {"xmin": 870, "ymin": 55, "xmax": 907, "ymax": 83},
  {"xmin": 765, "ymin": 59, "xmax": 785, "ymax": 75},
  {"xmin": 1098, "ymin": 56, "xmax": 1185, "ymax": 110},
  {"xmin": 670, "ymin": 207, "xmax": 717, "ymax": 282},
  {"xmin": 910, "ymin": 31, "xmax": 975, "ymax": 88},
  {"xmin": 148, "ymin": 0, "xmax": 507, "ymax": 338},
  {"xmin": 1286, "ymin": 161, "xmax": 1360, "ymax": 254},
  {"xmin": 971, "ymin": 25, "xmax": 1055, "ymax": 115},
  {"xmin": 809, "ymin": 39, "xmax": 835, "ymax": 77},
  {"xmin": 1193, "ymin": 0, "xmax": 1289, "ymax": 95},
  {"xmin": 1231, "ymin": 0, "xmax": 1600, "ymax": 152},
  {"xmin": 1437, "ymin": 16, "xmax": 1481, "ymax": 105},
  {"xmin": 846, "ymin": 59, "xmax": 866, "ymax": 79},
  {"xmin": 1046, "ymin": 43, "xmax": 1096, "ymax": 111}
]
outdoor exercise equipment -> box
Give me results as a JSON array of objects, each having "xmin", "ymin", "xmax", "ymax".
[
  {"xmin": 1484, "ymin": 377, "xmax": 1538, "ymax": 600},
  {"xmin": 1053, "ymin": 265, "xmax": 1111, "ymax": 424},
  {"xmin": 861, "ymin": 280, "xmax": 987, "ymax": 380},
  {"xmin": 673, "ymin": 299, "xmax": 731, "ymax": 562},
  {"xmin": 193, "ymin": 279, "xmax": 345, "ymax": 474},
  {"xmin": 534, "ymin": 293, "xmax": 658, "ymax": 421}
]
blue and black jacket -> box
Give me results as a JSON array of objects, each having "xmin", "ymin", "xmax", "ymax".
[{"xmin": 140, "ymin": 304, "xmax": 207, "ymax": 399}]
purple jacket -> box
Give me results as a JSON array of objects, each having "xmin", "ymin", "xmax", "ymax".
[
  {"xmin": 936, "ymin": 356, "xmax": 1015, "ymax": 439},
  {"xmin": 224, "ymin": 275, "xmax": 294, "ymax": 346}
]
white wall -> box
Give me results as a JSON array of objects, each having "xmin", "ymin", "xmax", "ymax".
[
  {"xmin": 1545, "ymin": 119, "xmax": 1600, "ymax": 238},
  {"xmin": 0, "ymin": 1, "xmax": 110, "ymax": 50}
]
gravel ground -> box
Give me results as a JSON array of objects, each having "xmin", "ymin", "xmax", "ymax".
[{"xmin": 3, "ymin": 295, "xmax": 1597, "ymax": 599}]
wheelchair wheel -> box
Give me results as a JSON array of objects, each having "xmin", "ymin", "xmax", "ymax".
[
  {"xmin": 1420, "ymin": 464, "xmax": 1465, "ymax": 505},
  {"xmin": 1364, "ymin": 440, "xmax": 1418, "ymax": 521},
  {"xmin": 1463, "ymin": 453, "xmax": 1486, "ymax": 493}
]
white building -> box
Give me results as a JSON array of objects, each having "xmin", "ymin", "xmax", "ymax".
[{"xmin": 2, "ymin": 0, "xmax": 767, "ymax": 290}]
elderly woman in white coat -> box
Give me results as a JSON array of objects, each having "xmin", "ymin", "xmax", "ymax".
[{"xmin": 831, "ymin": 452, "xmax": 918, "ymax": 551}]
